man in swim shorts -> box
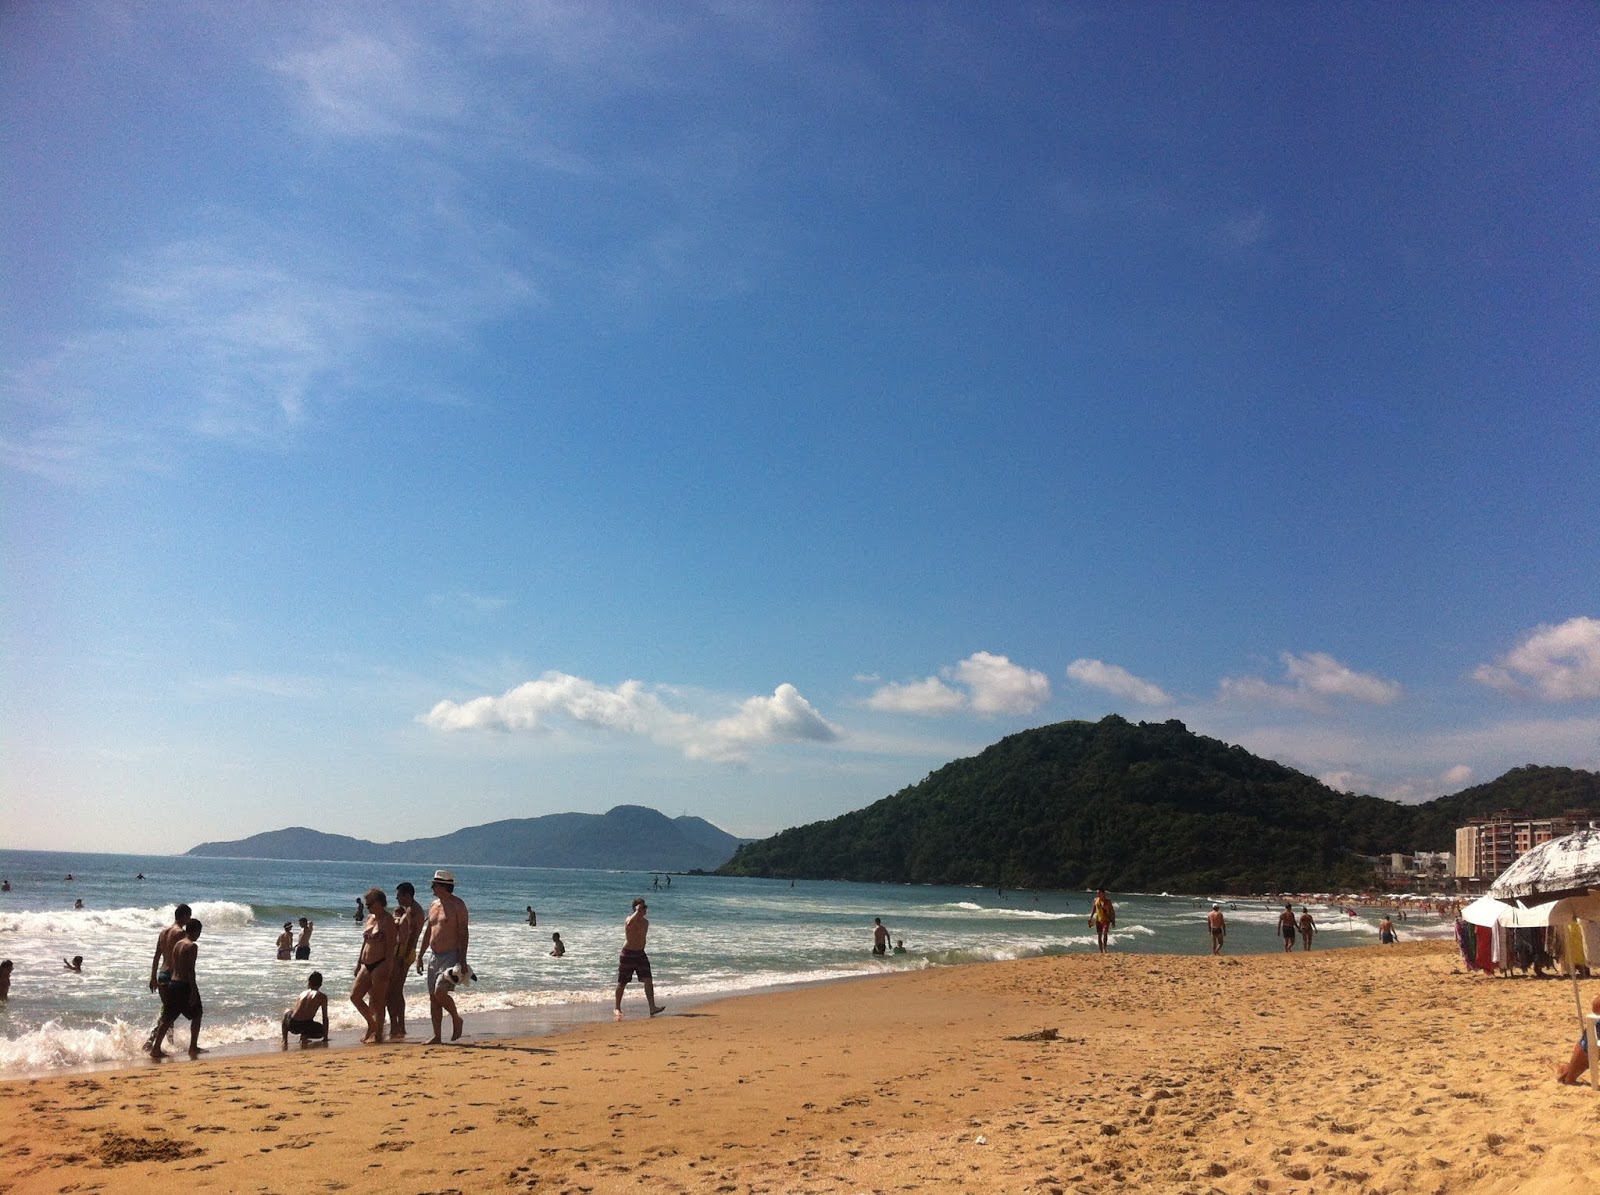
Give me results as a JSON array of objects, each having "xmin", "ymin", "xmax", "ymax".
[
  {"xmin": 1278, "ymin": 904, "xmax": 1297, "ymax": 951},
  {"xmin": 144, "ymin": 903, "xmax": 191, "ymax": 1052},
  {"xmin": 148, "ymin": 918, "xmax": 203, "ymax": 1057},
  {"xmin": 1207, "ymin": 904, "xmax": 1227, "ymax": 955},
  {"xmin": 416, "ymin": 869, "xmax": 469, "ymax": 1044},
  {"xmin": 614, "ymin": 898, "xmax": 665, "ymax": 1019},
  {"xmin": 872, "ymin": 917, "xmax": 890, "ymax": 956},
  {"xmin": 282, "ymin": 972, "xmax": 329, "ymax": 1047},
  {"xmin": 387, "ymin": 881, "xmax": 424, "ymax": 1039}
]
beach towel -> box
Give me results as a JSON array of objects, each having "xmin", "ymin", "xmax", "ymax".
[{"xmin": 1475, "ymin": 926, "xmax": 1494, "ymax": 972}]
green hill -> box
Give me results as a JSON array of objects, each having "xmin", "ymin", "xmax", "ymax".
[
  {"xmin": 716, "ymin": 716, "xmax": 1597, "ymax": 893},
  {"xmin": 187, "ymin": 805, "xmax": 749, "ymax": 872}
]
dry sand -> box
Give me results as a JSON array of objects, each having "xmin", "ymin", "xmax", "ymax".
[{"xmin": 3, "ymin": 941, "xmax": 1597, "ymax": 1193}]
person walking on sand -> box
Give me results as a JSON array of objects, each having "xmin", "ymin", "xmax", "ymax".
[
  {"xmin": 1298, "ymin": 907, "xmax": 1317, "ymax": 950},
  {"xmin": 614, "ymin": 898, "xmax": 665, "ymax": 1019},
  {"xmin": 295, "ymin": 916, "xmax": 314, "ymax": 960},
  {"xmin": 281, "ymin": 972, "xmax": 329, "ymax": 1048},
  {"xmin": 387, "ymin": 881, "xmax": 424, "ymax": 1040},
  {"xmin": 1378, "ymin": 915, "xmax": 1398, "ymax": 944},
  {"xmin": 872, "ymin": 917, "xmax": 891, "ymax": 956},
  {"xmin": 1208, "ymin": 904, "xmax": 1227, "ymax": 954},
  {"xmin": 416, "ymin": 870, "xmax": 469, "ymax": 1043},
  {"xmin": 1090, "ymin": 889, "xmax": 1116, "ymax": 953},
  {"xmin": 147, "ymin": 919, "xmax": 204, "ymax": 1058},
  {"xmin": 351, "ymin": 886, "xmax": 396, "ymax": 1044},
  {"xmin": 1278, "ymin": 904, "xmax": 1298, "ymax": 952}
]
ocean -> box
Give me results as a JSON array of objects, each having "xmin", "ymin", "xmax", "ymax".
[{"xmin": 0, "ymin": 849, "xmax": 1451, "ymax": 1079}]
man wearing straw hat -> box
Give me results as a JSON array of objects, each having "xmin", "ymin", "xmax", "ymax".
[{"xmin": 416, "ymin": 869, "xmax": 470, "ymax": 1044}]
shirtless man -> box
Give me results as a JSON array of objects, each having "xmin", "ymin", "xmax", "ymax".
[
  {"xmin": 387, "ymin": 881, "xmax": 424, "ymax": 1039},
  {"xmin": 1207, "ymin": 904, "xmax": 1227, "ymax": 954},
  {"xmin": 281, "ymin": 972, "xmax": 329, "ymax": 1048},
  {"xmin": 416, "ymin": 870, "xmax": 469, "ymax": 1044},
  {"xmin": 872, "ymin": 917, "xmax": 890, "ymax": 956},
  {"xmin": 295, "ymin": 917, "xmax": 314, "ymax": 960},
  {"xmin": 614, "ymin": 898, "xmax": 665, "ymax": 1019},
  {"xmin": 1278, "ymin": 904, "xmax": 1298, "ymax": 952},
  {"xmin": 144, "ymin": 903, "xmax": 191, "ymax": 1051},
  {"xmin": 148, "ymin": 919, "xmax": 203, "ymax": 1057}
]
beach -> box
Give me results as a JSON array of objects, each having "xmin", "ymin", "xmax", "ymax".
[{"xmin": 3, "ymin": 940, "xmax": 1595, "ymax": 1194}]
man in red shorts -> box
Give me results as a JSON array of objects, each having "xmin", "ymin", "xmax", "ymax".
[{"xmin": 614, "ymin": 898, "xmax": 666, "ymax": 1020}]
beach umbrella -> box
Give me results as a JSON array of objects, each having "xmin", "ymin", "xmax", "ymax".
[
  {"xmin": 1488, "ymin": 828, "xmax": 1600, "ymax": 906},
  {"xmin": 1490, "ymin": 837, "xmax": 1600, "ymax": 1092},
  {"xmin": 1460, "ymin": 894, "xmax": 1556, "ymax": 929}
]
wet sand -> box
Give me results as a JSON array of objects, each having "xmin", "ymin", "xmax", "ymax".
[{"xmin": 2, "ymin": 941, "xmax": 1596, "ymax": 1193}]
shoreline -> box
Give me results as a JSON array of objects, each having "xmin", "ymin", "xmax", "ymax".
[{"xmin": 4, "ymin": 941, "xmax": 1597, "ymax": 1194}]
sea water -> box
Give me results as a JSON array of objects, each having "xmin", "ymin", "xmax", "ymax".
[{"xmin": 0, "ymin": 849, "xmax": 1449, "ymax": 1079}]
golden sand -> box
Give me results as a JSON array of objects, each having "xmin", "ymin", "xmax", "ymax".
[{"xmin": 3, "ymin": 941, "xmax": 1596, "ymax": 1193}]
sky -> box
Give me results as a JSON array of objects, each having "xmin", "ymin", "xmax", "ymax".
[{"xmin": 3, "ymin": 2, "xmax": 1598, "ymax": 855}]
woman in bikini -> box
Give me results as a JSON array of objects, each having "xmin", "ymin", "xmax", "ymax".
[
  {"xmin": 276, "ymin": 922, "xmax": 294, "ymax": 961},
  {"xmin": 350, "ymin": 887, "xmax": 397, "ymax": 1044}
]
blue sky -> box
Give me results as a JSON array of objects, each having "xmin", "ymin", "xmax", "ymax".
[{"xmin": 4, "ymin": 2, "xmax": 1597, "ymax": 854}]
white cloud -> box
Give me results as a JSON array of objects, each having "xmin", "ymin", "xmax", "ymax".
[
  {"xmin": 865, "ymin": 676, "xmax": 967, "ymax": 716},
  {"xmin": 420, "ymin": 672, "xmax": 838, "ymax": 763},
  {"xmin": 1219, "ymin": 651, "xmax": 1401, "ymax": 710},
  {"xmin": 1441, "ymin": 764, "xmax": 1474, "ymax": 787},
  {"xmin": 953, "ymin": 652, "xmax": 1052, "ymax": 715},
  {"xmin": 1066, "ymin": 658, "xmax": 1171, "ymax": 706},
  {"xmin": 1472, "ymin": 616, "xmax": 1600, "ymax": 701},
  {"xmin": 864, "ymin": 652, "xmax": 1051, "ymax": 718}
]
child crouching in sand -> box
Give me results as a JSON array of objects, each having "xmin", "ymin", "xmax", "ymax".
[
  {"xmin": 1555, "ymin": 993, "xmax": 1600, "ymax": 1085},
  {"xmin": 282, "ymin": 972, "xmax": 329, "ymax": 1048}
]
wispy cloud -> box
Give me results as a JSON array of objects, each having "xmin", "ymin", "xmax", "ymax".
[
  {"xmin": 276, "ymin": 31, "xmax": 469, "ymax": 141},
  {"xmin": 1219, "ymin": 651, "xmax": 1401, "ymax": 711},
  {"xmin": 430, "ymin": 591, "xmax": 510, "ymax": 616},
  {"xmin": 1066, "ymin": 658, "xmax": 1171, "ymax": 706},
  {"xmin": 420, "ymin": 671, "xmax": 839, "ymax": 763},
  {"xmin": 3, "ymin": 231, "xmax": 533, "ymax": 482},
  {"xmin": 865, "ymin": 652, "xmax": 1051, "ymax": 717},
  {"xmin": 1472, "ymin": 616, "xmax": 1600, "ymax": 701}
]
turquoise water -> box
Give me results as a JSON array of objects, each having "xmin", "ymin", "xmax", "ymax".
[{"xmin": 0, "ymin": 849, "xmax": 1446, "ymax": 1077}]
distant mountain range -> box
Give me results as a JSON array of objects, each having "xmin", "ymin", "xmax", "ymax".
[
  {"xmin": 717, "ymin": 715, "xmax": 1600, "ymax": 893},
  {"xmin": 186, "ymin": 805, "xmax": 750, "ymax": 872}
]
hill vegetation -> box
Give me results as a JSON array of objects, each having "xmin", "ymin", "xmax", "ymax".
[{"xmin": 716, "ymin": 716, "xmax": 1599, "ymax": 893}]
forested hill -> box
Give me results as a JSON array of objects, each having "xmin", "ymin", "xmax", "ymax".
[
  {"xmin": 716, "ymin": 716, "xmax": 1598, "ymax": 893},
  {"xmin": 187, "ymin": 805, "xmax": 749, "ymax": 872}
]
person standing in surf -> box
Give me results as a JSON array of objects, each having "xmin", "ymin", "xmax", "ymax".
[
  {"xmin": 387, "ymin": 881, "xmax": 424, "ymax": 1039},
  {"xmin": 351, "ymin": 887, "xmax": 396, "ymax": 1044},
  {"xmin": 416, "ymin": 870, "xmax": 469, "ymax": 1043}
]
